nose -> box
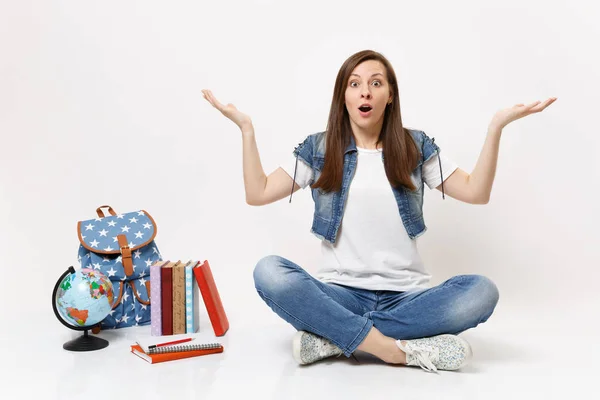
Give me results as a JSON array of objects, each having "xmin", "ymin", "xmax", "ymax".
[{"xmin": 361, "ymin": 87, "xmax": 372, "ymax": 99}]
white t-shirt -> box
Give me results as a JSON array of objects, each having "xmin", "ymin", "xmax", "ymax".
[{"xmin": 281, "ymin": 146, "xmax": 459, "ymax": 292}]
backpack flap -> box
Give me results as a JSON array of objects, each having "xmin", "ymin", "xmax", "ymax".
[{"xmin": 77, "ymin": 209, "xmax": 157, "ymax": 278}]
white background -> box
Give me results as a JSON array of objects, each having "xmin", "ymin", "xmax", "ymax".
[{"xmin": 1, "ymin": 0, "xmax": 599, "ymax": 398}]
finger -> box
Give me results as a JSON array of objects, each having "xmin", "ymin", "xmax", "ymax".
[
  {"xmin": 529, "ymin": 98, "xmax": 556, "ymax": 113},
  {"xmin": 540, "ymin": 98, "xmax": 556, "ymax": 108},
  {"xmin": 205, "ymin": 90, "xmax": 217, "ymax": 102},
  {"xmin": 202, "ymin": 92, "xmax": 216, "ymax": 107},
  {"xmin": 210, "ymin": 95, "xmax": 227, "ymax": 111},
  {"xmin": 204, "ymin": 91, "xmax": 223, "ymax": 110}
]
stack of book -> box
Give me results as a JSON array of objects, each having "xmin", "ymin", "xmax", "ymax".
[{"xmin": 149, "ymin": 259, "xmax": 229, "ymax": 337}]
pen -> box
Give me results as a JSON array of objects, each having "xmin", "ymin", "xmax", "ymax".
[{"xmin": 148, "ymin": 337, "xmax": 194, "ymax": 349}]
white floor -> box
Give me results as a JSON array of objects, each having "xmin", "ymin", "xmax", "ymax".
[{"xmin": 5, "ymin": 286, "xmax": 598, "ymax": 400}]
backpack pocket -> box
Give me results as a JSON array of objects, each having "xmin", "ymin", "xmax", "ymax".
[{"xmin": 100, "ymin": 280, "xmax": 151, "ymax": 329}]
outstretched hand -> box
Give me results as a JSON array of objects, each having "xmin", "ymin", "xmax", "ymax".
[
  {"xmin": 201, "ymin": 89, "xmax": 252, "ymax": 130},
  {"xmin": 490, "ymin": 97, "xmax": 557, "ymax": 130}
]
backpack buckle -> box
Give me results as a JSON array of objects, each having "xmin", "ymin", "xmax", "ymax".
[{"xmin": 117, "ymin": 234, "xmax": 134, "ymax": 277}]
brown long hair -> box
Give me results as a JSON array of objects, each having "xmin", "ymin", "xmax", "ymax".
[{"xmin": 311, "ymin": 50, "xmax": 419, "ymax": 193}]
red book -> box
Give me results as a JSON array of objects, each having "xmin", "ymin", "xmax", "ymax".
[
  {"xmin": 160, "ymin": 261, "xmax": 178, "ymax": 335},
  {"xmin": 193, "ymin": 260, "xmax": 229, "ymax": 336}
]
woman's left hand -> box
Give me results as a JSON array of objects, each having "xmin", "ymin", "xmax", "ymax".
[{"xmin": 490, "ymin": 97, "xmax": 557, "ymax": 130}]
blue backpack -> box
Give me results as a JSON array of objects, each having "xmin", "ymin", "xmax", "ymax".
[{"xmin": 77, "ymin": 205, "xmax": 162, "ymax": 330}]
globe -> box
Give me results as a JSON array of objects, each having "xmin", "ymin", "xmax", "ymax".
[{"xmin": 52, "ymin": 266, "xmax": 114, "ymax": 351}]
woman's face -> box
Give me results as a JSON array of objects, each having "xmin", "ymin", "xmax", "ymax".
[{"xmin": 344, "ymin": 60, "xmax": 392, "ymax": 134}]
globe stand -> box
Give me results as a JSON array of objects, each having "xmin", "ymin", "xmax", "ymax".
[
  {"xmin": 63, "ymin": 329, "xmax": 109, "ymax": 351},
  {"xmin": 53, "ymin": 266, "xmax": 111, "ymax": 352}
]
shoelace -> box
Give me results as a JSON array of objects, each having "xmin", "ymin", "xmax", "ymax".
[{"xmin": 397, "ymin": 341, "xmax": 440, "ymax": 373}]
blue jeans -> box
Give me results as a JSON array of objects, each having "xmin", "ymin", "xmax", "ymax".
[{"xmin": 253, "ymin": 255, "xmax": 499, "ymax": 357}]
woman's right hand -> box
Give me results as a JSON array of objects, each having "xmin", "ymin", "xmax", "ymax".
[{"xmin": 202, "ymin": 89, "xmax": 252, "ymax": 131}]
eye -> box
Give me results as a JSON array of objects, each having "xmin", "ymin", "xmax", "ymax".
[
  {"xmin": 349, "ymin": 81, "xmax": 358, "ymax": 87},
  {"xmin": 372, "ymin": 80, "xmax": 382, "ymax": 87}
]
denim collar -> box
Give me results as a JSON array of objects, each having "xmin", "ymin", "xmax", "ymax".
[
  {"xmin": 289, "ymin": 130, "xmax": 446, "ymax": 205},
  {"xmin": 344, "ymin": 134, "xmax": 383, "ymax": 154},
  {"xmin": 344, "ymin": 134, "xmax": 357, "ymax": 155},
  {"xmin": 342, "ymin": 132, "xmax": 445, "ymax": 199}
]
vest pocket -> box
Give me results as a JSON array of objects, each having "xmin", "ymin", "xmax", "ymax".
[
  {"xmin": 313, "ymin": 155, "xmax": 325, "ymax": 171},
  {"xmin": 313, "ymin": 186, "xmax": 334, "ymax": 216}
]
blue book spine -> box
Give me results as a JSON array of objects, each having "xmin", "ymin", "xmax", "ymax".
[{"xmin": 185, "ymin": 261, "xmax": 200, "ymax": 333}]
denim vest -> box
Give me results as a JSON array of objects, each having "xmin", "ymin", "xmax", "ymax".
[{"xmin": 289, "ymin": 129, "xmax": 444, "ymax": 244}]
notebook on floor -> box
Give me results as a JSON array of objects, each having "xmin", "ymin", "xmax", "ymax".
[{"xmin": 130, "ymin": 342, "xmax": 223, "ymax": 364}]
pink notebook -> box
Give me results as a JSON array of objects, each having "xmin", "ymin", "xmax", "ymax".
[{"xmin": 150, "ymin": 260, "xmax": 168, "ymax": 336}]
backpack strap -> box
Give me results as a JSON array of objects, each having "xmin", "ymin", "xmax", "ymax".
[
  {"xmin": 111, "ymin": 281, "xmax": 124, "ymax": 309},
  {"xmin": 130, "ymin": 281, "xmax": 151, "ymax": 306},
  {"xmin": 96, "ymin": 205, "xmax": 117, "ymax": 218},
  {"xmin": 117, "ymin": 234, "xmax": 134, "ymax": 276}
]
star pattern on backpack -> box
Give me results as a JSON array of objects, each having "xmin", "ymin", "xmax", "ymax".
[{"xmin": 77, "ymin": 209, "xmax": 162, "ymax": 330}]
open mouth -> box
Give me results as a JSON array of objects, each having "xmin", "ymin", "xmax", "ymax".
[{"xmin": 358, "ymin": 105, "xmax": 373, "ymax": 117}]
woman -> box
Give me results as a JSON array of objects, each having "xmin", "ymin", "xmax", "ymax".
[{"xmin": 202, "ymin": 50, "xmax": 556, "ymax": 373}]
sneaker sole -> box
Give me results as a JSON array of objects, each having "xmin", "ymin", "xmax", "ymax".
[{"xmin": 292, "ymin": 330, "xmax": 306, "ymax": 365}]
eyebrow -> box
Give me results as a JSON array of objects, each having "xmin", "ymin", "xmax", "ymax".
[{"xmin": 350, "ymin": 73, "xmax": 384, "ymax": 78}]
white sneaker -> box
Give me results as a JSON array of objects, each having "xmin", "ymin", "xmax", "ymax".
[
  {"xmin": 396, "ymin": 334, "xmax": 473, "ymax": 373},
  {"xmin": 292, "ymin": 330, "xmax": 344, "ymax": 365}
]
